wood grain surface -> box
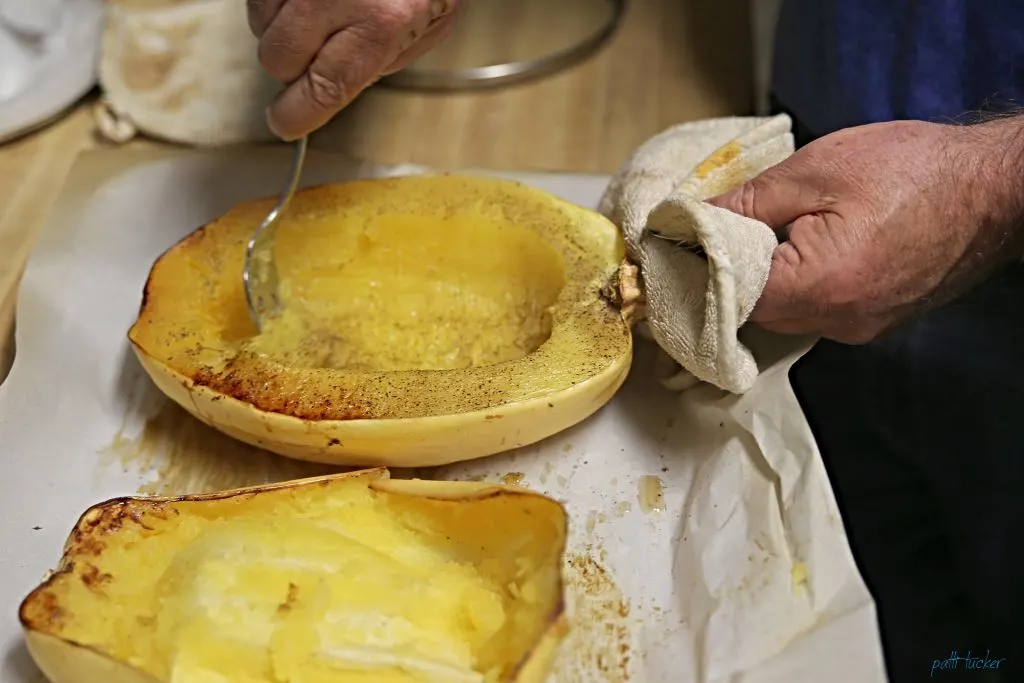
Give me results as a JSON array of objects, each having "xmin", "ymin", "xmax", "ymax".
[{"xmin": 0, "ymin": 0, "xmax": 752, "ymax": 377}]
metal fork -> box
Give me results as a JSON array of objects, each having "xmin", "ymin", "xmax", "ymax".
[{"xmin": 243, "ymin": 135, "xmax": 309, "ymax": 331}]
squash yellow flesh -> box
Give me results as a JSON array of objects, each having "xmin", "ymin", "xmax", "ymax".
[
  {"xmin": 20, "ymin": 470, "xmax": 567, "ymax": 683},
  {"xmin": 256, "ymin": 212, "xmax": 566, "ymax": 372},
  {"xmin": 128, "ymin": 174, "xmax": 632, "ymax": 466}
]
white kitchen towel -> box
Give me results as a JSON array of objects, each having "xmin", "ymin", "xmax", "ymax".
[{"xmin": 598, "ymin": 114, "xmax": 795, "ymax": 394}]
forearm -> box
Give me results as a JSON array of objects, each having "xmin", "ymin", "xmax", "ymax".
[{"xmin": 955, "ymin": 115, "xmax": 1024, "ymax": 260}]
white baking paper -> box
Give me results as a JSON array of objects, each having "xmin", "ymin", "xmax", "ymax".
[{"xmin": 0, "ymin": 146, "xmax": 888, "ymax": 683}]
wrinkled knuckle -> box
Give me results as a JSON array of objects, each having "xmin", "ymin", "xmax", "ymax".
[
  {"xmin": 430, "ymin": 0, "xmax": 458, "ymax": 17},
  {"xmin": 425, "ymin": 0, "xmax": 458, "ymax": 26},
  {"xmin": 306, "ymin": 68, "xmax": 348, "ymax": 111},
  {"xmin": 370, "ymin": 0, "xmax": 419, "ymax": 35},
  {"xmin": 738, "ymin": 181, "xmax": 759, "ymax": 218}
]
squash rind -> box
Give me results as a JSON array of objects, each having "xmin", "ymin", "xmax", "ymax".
[
  {"xmin": 128, "ymin": 174, "xmax": 633, "ymax": 466},
  {"xmin": 130, "ymin": 337, "xmax": 630, "ymax": 466}
]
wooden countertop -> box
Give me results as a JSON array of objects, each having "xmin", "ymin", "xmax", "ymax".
[{"xmin": 0, "ymin": 0, "xmax": 751, "ymax": 377}]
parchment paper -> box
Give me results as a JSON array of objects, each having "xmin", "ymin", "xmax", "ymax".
[{"xmin": 0, "ymin": 146, "xmax": 888, "ymax": 683}]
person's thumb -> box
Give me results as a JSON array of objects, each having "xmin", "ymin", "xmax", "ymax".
[{"xmin": 705, "ymin": 160, "xmax": 830, "ymax": 231}]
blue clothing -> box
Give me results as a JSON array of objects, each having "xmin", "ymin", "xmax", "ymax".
[
  {"xmin": 768, "ymin": 4, "xmax": 1024, "ymax": 682},
  {"xmin": 772, "ymin": 0, "xmax": 1024, "ymax": 137},
  {"xmin": 793, "ymin": 271, "xmax": 1024, "ymax": 683}
]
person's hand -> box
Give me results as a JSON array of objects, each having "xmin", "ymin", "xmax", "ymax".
[
  {"xmin": 707, "ymin": 118, "xmax": 1024, "ymax": 344},
  {"xmin": 247, "ymin": 0, "xmax": 460, "ymax": 140}
]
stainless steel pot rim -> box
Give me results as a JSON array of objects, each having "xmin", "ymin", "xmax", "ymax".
[{"xmin": 380, "ymin": 0, "xmax": 628, "ymax": 91}]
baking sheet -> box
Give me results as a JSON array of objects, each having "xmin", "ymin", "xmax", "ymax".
[{"xmin": 0, "ymin": 146, "xmax": 888, "ymax": 683}]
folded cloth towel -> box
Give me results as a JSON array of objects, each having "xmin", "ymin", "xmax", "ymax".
[{"xmin": 598, "ymin": 114, "xmax": 795, "ymax": 394}]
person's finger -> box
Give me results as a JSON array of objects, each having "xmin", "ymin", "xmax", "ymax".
[
  {"xmin": 247, "ymin": 0, "xmax": 288, "ymax": 38},
  {"xmin": 705, "ymin": 159, "xmax": 833, "ymax": 231},
  {"xmin": 266, "ymin": 25, "xmax": 396, "ymax": 140},
  {"xmin": 381, "ymin": 4, "xmax": 460, "ymax": 75},
  {"xmin": 258, "ymin": 0, "xmax": 442, "ymax": 85},
  {"xmin": 748, "ymin": 214, "xmax": 834, "ymax": 323},
  {"xmin": 257, "ymin": 0, "xmax": 356, "ymax": 84},
  {"xmin": 749, "ymin": 244, "xmax": 808, "ymax": 322}
]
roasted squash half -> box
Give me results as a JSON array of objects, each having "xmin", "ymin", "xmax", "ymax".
[
  {"xmin": 128, "ymin": 174, "xmax": 633, "ymax": 466},
  {"xmin": 20, "ymin": 469, "xmax": 568, "ymax": 683}
]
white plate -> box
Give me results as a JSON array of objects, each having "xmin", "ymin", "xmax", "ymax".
[{"xmin": 0, "ymin": 0, "xmax": 104, "ymax": 143}]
